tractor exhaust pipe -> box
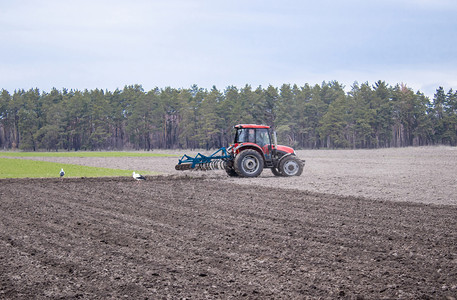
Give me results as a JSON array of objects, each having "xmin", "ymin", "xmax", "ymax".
[{"xmin": 273, "ymin": 131, "xmax": 278, "ymax": 148}]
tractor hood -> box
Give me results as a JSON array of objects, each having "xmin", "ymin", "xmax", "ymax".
[{"xmin": 275, "ymin": 144, "xmax": 295, "ymax": 155}]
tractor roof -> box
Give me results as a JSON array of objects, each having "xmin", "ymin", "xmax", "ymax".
[{"xmin": 234, "ymin": 124, "xmax": 270, "ymax": 129}]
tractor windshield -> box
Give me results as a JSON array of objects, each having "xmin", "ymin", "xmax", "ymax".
[{"xmin": 235, "ymin": 128, "xmax": 271, "ymax": 147}]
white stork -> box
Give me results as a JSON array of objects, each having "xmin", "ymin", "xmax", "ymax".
[{"xmin": 132, "ymin": 171, "xmax": 146, "ymax": 181}]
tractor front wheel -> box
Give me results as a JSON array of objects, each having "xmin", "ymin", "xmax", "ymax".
[
  {"xmin": 234, "ymin": 149, "xmax": 264, "ymax": 177},
  {"xmin": 279, "ymin": 156, "xmax": 304, "ymax": 176},
  {"xmin": 271, "ymin": 167, "xmax": 283, "ymax": 176}
]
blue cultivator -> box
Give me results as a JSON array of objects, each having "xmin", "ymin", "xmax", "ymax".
[{"xmin": 175, "ymin": 147, "xmax": 232, "ymax": 171}]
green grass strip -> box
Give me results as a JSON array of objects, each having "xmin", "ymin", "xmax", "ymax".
[
  {"xmin": 0, "ymin": 157, "xmax": 155, "ymax": 179},
  {"xmin": 0, "ymin": 151, "xmax": 177, "ymax": 158}
]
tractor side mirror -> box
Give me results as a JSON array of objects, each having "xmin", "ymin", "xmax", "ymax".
[{"xmin": 273, "ymin": 131, "xmax": 278, "ymax": 147}]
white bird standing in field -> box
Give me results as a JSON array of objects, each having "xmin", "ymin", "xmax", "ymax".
[
  {"xmin": 60, "ymin": 168, "xmax": 65, "ymax": 179},
  {"xmin": 132, "ymin": 171, "xmax": 146, "ymax": 181}
]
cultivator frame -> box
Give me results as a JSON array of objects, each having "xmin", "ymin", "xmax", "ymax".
[{"xmin": 175, "ymin": 147, "xmax": 232, "ymax": 171}]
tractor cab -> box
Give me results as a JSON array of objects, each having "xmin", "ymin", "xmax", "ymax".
[
  {"xmin": 233, "ymin": 124, "xmax": 272, "ymax": 158},
  {"xmin": 232, "ymin": 124, "xmax": 295, "ymax": 159}
]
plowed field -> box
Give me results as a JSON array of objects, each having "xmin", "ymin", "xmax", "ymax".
[{"xmin": 1, "ymin": 147, "xmax": 457, "ymax": 299}]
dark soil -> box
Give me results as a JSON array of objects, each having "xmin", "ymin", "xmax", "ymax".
[{"xmin": 1, "ymin": 176, "xmax": 457, "ymax": 299}]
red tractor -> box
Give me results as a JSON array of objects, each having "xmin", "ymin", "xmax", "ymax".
[{"xmin": 176, "ymin": 124, "xmax": 304, "ymax": 177}]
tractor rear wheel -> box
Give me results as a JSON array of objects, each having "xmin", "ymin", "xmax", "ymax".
[
  {"xmin": 225, "ymin": 164, "xmax": 238, "ymax": 177},
  {"xmin": 224, "ymin": 160, "xmax": 238, "ymax": 177},
  {"xmin": 279, "ymin": 156, "xmax": 303, "ymax": 176},
  {"xmin": 234, "ymin": 149, "xmax": 264, "ymax": 177},
  {"xmin": 226, "ymin": 167, "xmax": 238, "ymax": 176}
]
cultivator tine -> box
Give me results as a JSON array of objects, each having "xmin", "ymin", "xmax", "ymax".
[
  {"xmin": 196, "ymin": 163, "xmax": 207, "ymax": 171},
  {"xmin": 175, "ymin": 163, "xmax": 192, "ymax": 171}
]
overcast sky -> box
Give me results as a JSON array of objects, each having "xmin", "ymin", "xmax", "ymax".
[{"xmin": 1, "ymin": 0, "xmax": 456, "ymax": 97}]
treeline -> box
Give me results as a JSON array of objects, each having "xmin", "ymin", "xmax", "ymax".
[{"xmin": 0, "ymin": 81, "xmax": 456, "ymax": 151}]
